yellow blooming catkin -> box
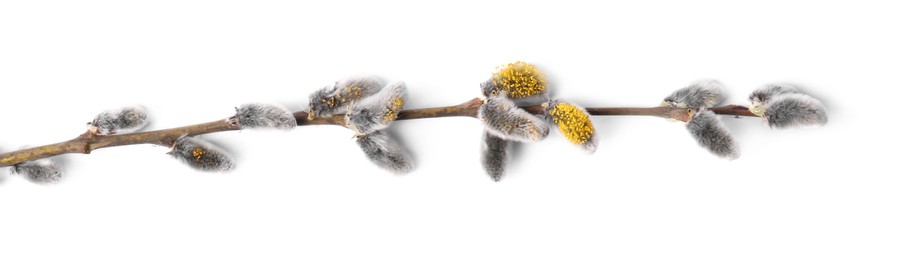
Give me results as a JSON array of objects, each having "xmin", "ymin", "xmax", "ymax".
[
  {"xmin": 383, "ymin": 97, "xmax": 403, "ymax": 123},
  {"xmin": 490, "ymin": 61, "xmax": 548, "ymax": 99},
  {"xmin": 307, "ymin": 76, "xmax": 386, "ymax": 119},
  {"xmin": 547, "ymin": 100, "xmax": 597, "ymax": 153},
  {"xmin": 345, "ymin": 81, "xmax": 409, "ymax": 135}
]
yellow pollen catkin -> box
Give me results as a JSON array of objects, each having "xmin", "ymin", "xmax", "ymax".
[
  {"xmin": 192, "ymin": 148, "xmax": 205, "ymax": 161},
  {"xmin": 384, "ymin": 97, "xmax": 404, "ymax": 122},
  {"xmin": 550, "ymin": 103, "xmax": 594, "ymax": 144},
  {"xmin": 491, "ymin": 61, "xmax": 548, "ymax": 98},
  {"xmin": 344, "ymin": 86, "xmax": 364, "ymax": 100}
]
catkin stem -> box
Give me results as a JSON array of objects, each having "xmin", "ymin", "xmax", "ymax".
[{"xmin": 0, "ymin": 98, "xmax": 756, "ymax": 167}]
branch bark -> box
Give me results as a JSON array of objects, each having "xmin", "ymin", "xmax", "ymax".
[{"xmin": 0, "ymin": 98, "xmax": 756, "ymax": 167}]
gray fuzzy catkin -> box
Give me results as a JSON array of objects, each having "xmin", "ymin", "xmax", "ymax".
[
  {"xmin": 91, "ymin": 106, "xmax": 149, "ymax": 135},
  {"xmin": 663, "ymin": 80, "xmax": 725, "ymax": 108},
  {"xmin": 765, "ymin": 93, "xmax": 828, "ymax": 128},
  {"xmin": 480, "ymin": 80, "xmax": 501, "ymax": 98},
  {"xmin": 480, "ymin": 131, "xmax": 511, "ymax": 182},
  {"xmin": 749, "ymin": 84, "xmax": 801, "ymax": 104},
  {"xmin": 687, "ymin": 110, "xmax": 739, "ymax": 159},
  {"xmin": 478, "ymin": 96, "xmax": 549, "ymax": 143},
  {"xmin": 168, "ymin": 136, "xmax": 235, "ymax": 172},
  {"xmin": 12, "ymin": 159, "xmax": 63, "ymax": 184},
  {"xmin": 307, "ymin": 76, "xmax": 385, "ymax": 119},
  {"xmin": 355, "ymin": 130, "xmax": 414, "ymax": 174},
  {"xmin": 233, "ymin": 103, "xmax": 296, "ymax": 130},
  {"xmin": 345, "ymin": 81, "xmax": 408, "ymax": 135}
]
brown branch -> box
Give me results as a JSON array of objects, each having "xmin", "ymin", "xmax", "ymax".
[
  {"xmin": 708, "ymin": 105, "xmax": 757, "ymax": 118},
  {"xmin": 0, "ymin": 120, "xmax": 240, "ymax": 167},
  {"xmin": 0, "ymin": 98, "xmax": 756, "ymax": 167}
]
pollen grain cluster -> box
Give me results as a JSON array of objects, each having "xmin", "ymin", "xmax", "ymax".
[
  {"xmin": 384, "ymin": 97, "xmax": 404, "ymax": 122},
  {"xmin": 550, "ymin": 103, "xmax": 594, "ymax": 144},
  {"xmin": 492, "ymin": 61, "xmax": 548, "ymax": 98},
  {"xmin": 192, "ymin": 148, "xmax": 205, "ymax": 161},
  {"xmin": 321, "ymin": 86, "xmax": 366, "ymax": 108}
]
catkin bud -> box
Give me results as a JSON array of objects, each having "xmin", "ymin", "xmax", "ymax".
[
  {"xmin": 230, "ymin": 103, "xmax": 296, "ymax": 130},
  {"xmin": 89, "ymin": 106, "xmax": 149, "ymax": 135},
  {"xmin": 662, "ymin": 80, "xmax": 725, "ymax": 109},
  {"xmin": 478, "ymin": 95, "xmax": 549, "ymax": 143},
  {"xmin": 11, "ymin": 158, "xmax": 63, "ymax": 184},
  {"xmin": 480, "ymin": 131, "xmax": 511, "ymax": 182},
  {"xmin": 168, "ymin": 136, "xmax": 235, "ymax": 172},
  {"xmin": 545, "ymin": 99, "xmax": 598, "ymax": 154},
  {"xmin": 355, "ymin": 130, "xmax": 414, "ymax": 174},
  {"xmin": 481, "ymin": 61, "xmax": 549, "ymax": 101},
  {"xmin": 748, "ymin": 84, "xmax": 801, "ymax": 116},
  {"xmin": 686, "ymin": 110, "xmax": 739, "ymax": 159},
  {"xmin": 764, "ymin": 93, "xmax": 828, "ymax": 128},
  {"xmin": 749, "ymin": 84, "xmax": 801, "ymax": 104},
  {"xmin": 345, "ymin": 81, "xmax": 408, "ymax": 135},
  {"xmin": 307, "ymin": 76, "xmax": 385, "ymax": 119}
]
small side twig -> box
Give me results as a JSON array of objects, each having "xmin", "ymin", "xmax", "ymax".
[{"xmin": 0, "ymin": 98, "xmax": 756, "ymax": 167}]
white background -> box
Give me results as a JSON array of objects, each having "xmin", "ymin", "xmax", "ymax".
[{"xmin": 1, "ymin": 0, "xmax": 895, "ymax": 259}]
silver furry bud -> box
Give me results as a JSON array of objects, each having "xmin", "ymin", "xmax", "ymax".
[
  {"xmin": 168, "ymin": 136, "xmax": 235, "ymax": 172},
  {"xmin": 231, "ymin": 103, "xmax": 296, "ymax": 130},
  {"xmin": 749, "ymin": 84, "xmax": 801, "ymax": 104},
  {"xmin": 480, "ymin": 80, "xmax": 501, "ymax": 98},
  {"xmin": 764, "ymin": 93, "xmax": 828, "ymax": 128},
  {"xmin": 12, "ymin": 158, "xmax": 63, "ymax": 184},
  {"xmin": 89, "ymin": 106, "xmax": 149, "ymax": 135},
  {"xmin": 687, "ymin": 110, "xmax": 739, "ymax": 159},
  {"xmin": 307, "ymin": 76, "xmax": 385, "ymax": 119},
  {"xmin": 345, "ymin": 81, "xmax": 408, "ymax": 135},
  {"xmin": 662, "ymin": 80, "xmax": 725, "ymax": 108},
  {"xmin": 480, "ymin": 131, "xmax": 511, "ymax": 182},
  {"xmin": 748, "ymin": 84, "xmax": 802, "ymax": 116},
  {"xmin": 478, "ymin": 95, "xmax": 549, "ymax": 143},
  {"xmin": 355, "ymin": 130, "xmax": 414, "ymax": 174}
]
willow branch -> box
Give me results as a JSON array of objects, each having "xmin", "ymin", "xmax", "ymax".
[{"xmin": 0, "ymin": 98, "xmax": 756, "ymax": 167}]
